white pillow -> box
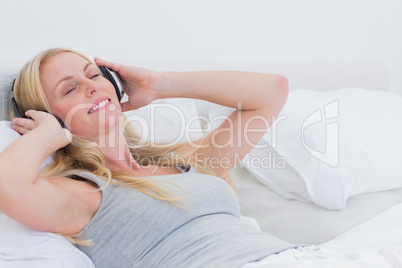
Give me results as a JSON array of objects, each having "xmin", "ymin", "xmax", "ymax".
[
  {"xmin": 246, "ymin": 88, "xmax": 402, "ymax": 210},
  {"xmin": 0, "ymin": 215, "xmax": 95, "ymax": 268}
]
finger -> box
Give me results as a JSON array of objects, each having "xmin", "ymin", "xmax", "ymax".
[
  {"xmin": 12, "ymin": 117, "xmax": 35, "ymax": 130},
  {"xmin": 11, "ymin": 123, "xmax": 29, "ymax": 135},
  {"xmin": 24, "ymin": 109, "xmax": 41, "ymax": 120},
  {"xmin": 94, "ymin": 57, "xmax": 122, "ymax": 73}
]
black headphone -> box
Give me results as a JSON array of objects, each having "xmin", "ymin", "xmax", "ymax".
[
  {"xmin": 11, "ymin": 66, "xmax": 124, "ymax": 129},
  {"xmin": 97, "ymin": 66, "xmax": 124, "ymax": 102}
]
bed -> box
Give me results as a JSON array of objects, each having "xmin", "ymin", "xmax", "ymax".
[{"xmin": 1, "ymin": 60, "xmax": 402, "ymax": 267}]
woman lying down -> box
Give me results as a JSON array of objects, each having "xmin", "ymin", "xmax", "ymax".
[{"xmin": 0, "ymin": 48, "xmax": 394, "ymax": 267}]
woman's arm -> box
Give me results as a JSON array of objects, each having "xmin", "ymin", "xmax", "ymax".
[
  {"xmin": 155, "ymin": 71, "xmax": 289, "ymax": 179},
  {"xmin": 94, "ymin": 58, "xmax": 288, "ymax": 181},
  {"xmin": 0, "ymin": 111, "xmax": 92, "ymax": 234},
  {"xmin": 94, "ymin": 58, "xmax": 287, "ymax": 111},
  {"xmin": 155, "ymin": 70, "xmax": 288, "ymax": 111}
]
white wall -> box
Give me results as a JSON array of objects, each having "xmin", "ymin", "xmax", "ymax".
[{"xmin": 1, "ymin": 0, "xmax": 401, "ymax": 93}]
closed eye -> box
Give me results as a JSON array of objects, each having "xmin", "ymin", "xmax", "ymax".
[
  {"xmin": 65, "ymin": 87, "xmax": 76, "ymax": 95},
  {"xmin": 91, "ymin": 73, "xmax": 100, "ymax": 79}
]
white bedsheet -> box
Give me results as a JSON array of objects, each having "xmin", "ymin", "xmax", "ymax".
[
  {"xmin": 321, "ymin": 203, "xmax": 402, "ymax": 251},
  {"xmin": 317, "ymin": 203, "xmax": 402, "ymax": 267},
  {"xmin": 243, "ymin": 203, "xmax": 402, "ymax": 267},
  {"xmin": 243, "ymin": 245, "xmax": 401, "ymax": 267}
]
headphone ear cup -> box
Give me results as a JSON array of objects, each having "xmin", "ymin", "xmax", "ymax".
[
  {"xmin": 11, "ymin": 79, "xmax": 23, "ymax": 118},
  {"xmin": 11, "ymin": 78, "xmax": 66, "ymax": 129},
  {"xmin": 98, "ymin": 65, "xmax": 123, "ymax": 102}
]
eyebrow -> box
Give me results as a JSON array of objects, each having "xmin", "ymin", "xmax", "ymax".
[{"xmin": 54, "ymin": 62, "xmax": 92, "ymax": 91}]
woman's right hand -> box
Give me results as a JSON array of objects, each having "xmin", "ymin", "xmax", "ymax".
[
  {"xmin": 12, "ymin": 110, "xmax": 72, "ymax": 149},
  {"xmin": 94, "ymin": 58, "xmax": 160, "ymax": 111}
]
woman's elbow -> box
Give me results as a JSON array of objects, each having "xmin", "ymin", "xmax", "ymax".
[{"xmin": 270, "ymin": 74, "xmax": 289, "ymax": 106}]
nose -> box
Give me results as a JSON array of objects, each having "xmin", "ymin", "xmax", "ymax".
[{"xmin": 85, "ymin": 80, "xmax": 99, "ymax": 97}]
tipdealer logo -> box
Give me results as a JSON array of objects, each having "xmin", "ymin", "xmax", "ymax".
[{"xmin": 301, "ymin": 100, "xmax": 339, "ymax": 167}]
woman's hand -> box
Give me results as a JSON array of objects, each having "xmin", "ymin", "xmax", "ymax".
[
  {"xmin": 12, "ymin": 110, "xmax": 72, "ymax": 149},
  {"xmin": 94, "ymin": 58, "xmax": 160, "ymax": 111}
]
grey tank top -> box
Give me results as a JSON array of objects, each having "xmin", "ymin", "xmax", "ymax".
[{"xmin": 75, "ymin": 166, "xmax": 296, "ymax": 268}]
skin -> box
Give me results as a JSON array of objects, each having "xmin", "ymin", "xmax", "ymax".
[{"xmin": 0, "ymin": 52, "xmax": 289, "ymax": 236}]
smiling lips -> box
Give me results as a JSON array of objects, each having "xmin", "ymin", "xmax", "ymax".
[{"xmin": 88, "ymin": 98, "xmax": 111, "ymax": 114}]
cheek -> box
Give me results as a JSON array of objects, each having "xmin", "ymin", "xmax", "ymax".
[
  {"xmin": 101, "ymin": 79, "xmax": 120, "ymax": 103},
  {"xmin": 54, "ymin": 103, "xmax": 90, "ymax": 135},
  {"xmin": 69, "ymin": 117, "xmax": 90, "ymax": 136}
]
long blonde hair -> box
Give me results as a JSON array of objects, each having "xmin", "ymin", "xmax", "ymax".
[{"xmin": 12, "ymin": 48, "xmax": 235, "ymax": 244}]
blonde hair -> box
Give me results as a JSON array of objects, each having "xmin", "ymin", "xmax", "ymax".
[{"xmin": 12, "ymin": 48, "xmax": 235, "ymax": 245}]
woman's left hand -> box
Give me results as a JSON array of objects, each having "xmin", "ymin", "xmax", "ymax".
[{"xmin": 94, "ymin": 57, "xmax": 160, "ymax": 111}]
